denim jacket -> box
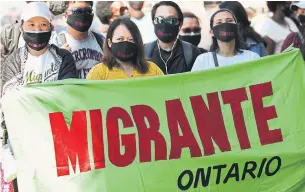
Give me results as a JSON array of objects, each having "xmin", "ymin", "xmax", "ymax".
[{"xmin": 247, "ymin": 38, "xmax": 267, "ymax": 57}]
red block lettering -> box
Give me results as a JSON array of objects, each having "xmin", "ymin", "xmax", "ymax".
[
  {"xmin": 222, "ymin": 88, "xmax": 251, "ymax": 150},
  {"xmin": 190, "ymin": 93, "xmax": 231, "ymax": 156},
  {"xmin": 131, "ymin": 105, "xmax": 167, "ymax": 162},
  {"xmin": 90, "ymin": 109, "xmax": 105, "ymax": 169},
  {"xmin": 250, "ymin": 82, "xmax": 283, "ymax": 145},
  {"xmin": 49, "ymin": 111, "xmax": 90, "ymax": 177},
  {"xmin": 106, "ymin": 107, "xmax": 136, "ymax": 167},
  {"xmin": 166, "ymin": 99, "xmax": 202, "ymax": 159}
]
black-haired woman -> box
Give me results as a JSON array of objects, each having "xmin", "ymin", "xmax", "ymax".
[
  {"xmin": 87, "ymin": 18, "xmax": 163, "ymax": 80},
  {"xmin": 219, "ymin": 1, "xmax": 267, "ymax": 57},
  {"xmin": 192, "ymin": 9, "xmax": 259, "ymax": 71}
]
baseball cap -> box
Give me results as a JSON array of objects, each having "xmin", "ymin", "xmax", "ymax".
[
  {"xmin": 291, "ymin": 1, "xmax": 305, "ymax": 11},
  {"xmin": 21, "ymin": 2, "xmax": 51, "ymax": 22}
]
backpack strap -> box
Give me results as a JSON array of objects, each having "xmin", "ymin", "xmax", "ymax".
[
  {"xmin": 181, "ymin": 41, "xmax": 194, "ymax": 71},
  {"xmin": 212, "ymin": 51, "xmax": 219, "ymax": 67},
  {"xmin": 144, "ymin": 41, "xmax": 156, "ymax": 59},
  {"xmin": 92, "ymin": 32, "xmax": 105, "ymax": 50},
  {"xmin": 297, "ymin": 31, "xmax": 304, "ymax": 45}
]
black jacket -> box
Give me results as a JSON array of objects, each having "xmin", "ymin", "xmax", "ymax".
[{"xmin": 144, "ymin": 39, "xmax": 201, "ymax": 74}]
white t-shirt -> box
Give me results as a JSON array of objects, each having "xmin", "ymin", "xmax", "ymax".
[
  {"xmin": 254, "ymin": 17, "xmax": 299, "ymax": 54},
  {"xmin": 191, "ymin": 50, "xmax": 260, "ymax": 71},
  {"xmin": 131, "ymin": 15, "xmax": 157, "ymax": 44},
  {"xmin": 59, "ymin": 31, "xmax": 103, "ymax": 79},
  {"xmin": 23, "ymin": 49, "xmax": 59, "ymax": 85}
]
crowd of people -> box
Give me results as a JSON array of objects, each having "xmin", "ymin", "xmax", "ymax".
[{"xmin": 0, "ymin": 1, "xmax": 304, "ymax": 191}]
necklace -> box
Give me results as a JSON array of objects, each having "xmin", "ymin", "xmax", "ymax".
[{"xmin": 157, "ymin": 39, "xmax": 178, "ymax": 74}]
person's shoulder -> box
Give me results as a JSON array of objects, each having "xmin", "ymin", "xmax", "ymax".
[
  {"xmin": 2, "ymin": 21, "xmax": 21, "ymax": 32},
  {"xmin": 51, "ymin": 44, "xmax": 71, "ymax": 57},
  {"xmin": 196, "ymin": 52, "xmax": 212, "ymax": 60},
  {"xmin": 147, "ymin": 61, "xmax": 164, "ymax": 75},
  {"xmin": 147, "ymin": 61, "xmax": 159, "ymax": 69},
  {"xmin": 191, "ymin": 52, "xmax": 213, "ymax": 72},
  {"xmin": 285, "ymin": 17, "xmax": 296, "ymax": 25},
  {"xmin": 199, "ymin": 47, "xmax": 208, "ymax": 54},
  {"xmin": 286, "ymin": 32, "xmax": 299, "ymax": 39},
  {"xmin": 179, "ymin": 40, "xmax": 201, "ymax": 55},
  {"xmin": 91, "ymin": 62, "xmax": 108, "ymax": 71},
  {"xmin": 241, "ymin": 50, "xmax": 260, "ymax": 59},
  {"xmin": 87, "ymin": 62, "xmax": 109, "ymax": 80},
  {"xmin": 258, "ymin": 17, "xmax": 274, "ymax": 32},
  {"xmin": 144, "ymin": 40, "xmax": 157, "ymax": 46},
  {"xmin": 147, "ymin": 61, "xmax": 160, "ymax": 71},
  {"xmin": 91, "ymin": 31, "xmax": 105, "ymax": 40},
  {"xmin": 285, "ymin": 17, "xmax": 299, "ymax": 32}
]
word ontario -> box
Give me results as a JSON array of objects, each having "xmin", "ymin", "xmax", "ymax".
[
  {"xmin": 49, "ymin": 81, "xmax": 283, "ymax": 177},
  {"xmin": 177, "ymin": 156, "xmax": 282, "ymax": 190}
]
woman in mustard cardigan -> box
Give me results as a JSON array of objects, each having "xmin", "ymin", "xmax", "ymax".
[{"xmin": 87, "ymin": 18, "xmax": 163, "ymax": 80}]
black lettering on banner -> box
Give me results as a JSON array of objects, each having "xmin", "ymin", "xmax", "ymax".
[
  {"xmin": 265, "ymin": 156, "xmax": 281, "ymax": 176},
  {"xmin": 193, "ymin": 168, "xmax": 211, "ymax": 188},
  {"xmin": 177, "ymin": 170, "xmax": 193, "ymax": 191},
  {"xmin": 223, "ymin": 163, "xmax": 239, "ymax": 183},
  {"xmin": 213, "ymin": 164, "xmax": 227, "ymax": 184},
  {"xmin": 257, "ymin": 158, "xmax": 267, "ymax": 178},
  {"xmin": 241, "ymin": 161, "xmax": 257, "ymax": 180},
  {"xmin": 177, "ymin": 156, "xmax": 282, "ymax": 190}
]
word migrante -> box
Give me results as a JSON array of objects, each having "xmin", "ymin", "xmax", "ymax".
[{"xmin": 49, "ymin": 81, "xmax": 283, "ymax": 177}]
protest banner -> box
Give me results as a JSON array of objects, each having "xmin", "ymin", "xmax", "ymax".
[{"xmin": 2, "ymin": 49, "xmax": 305, "ymax": 192}]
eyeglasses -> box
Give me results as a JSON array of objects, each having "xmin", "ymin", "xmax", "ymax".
[
  {"xmin": 181, "ymin": 27, "xmax": 201, "ymax": 35},
  {"xmin": 120, "ymin": 6, "xmax": 128, "ymax": 16},
  {"xmin": 153, "ymin": 16, "xmax": 180, "ymax": 25},
  {"xmin": 67, "ymin": 7, "xmax": 93, "ymax": 15}
]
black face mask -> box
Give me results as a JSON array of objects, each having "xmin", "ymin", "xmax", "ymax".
[
  {"xmin": 67, "ymin": 13, "xmax": 93, "ymax": 32},
  {"xmin": 212, "ymin": 23, "xmax": 237, "ymax": 42},
  {"xmin": 154, "ymin": 23, "xmax": 179, "ymax": 43},
  {"xmin": 179, "ymin": 34, "xmax": 201, "ymax": 46},
  {"xmin": 299, "ymin": 15, "xmax": 305, "ymax": 24},
  {"xmin": 23, "ymin": 31, "xmax": 52, "ymax": 51},
  {"xmin": 111, "ymin": 41, "xmax": 138, "ymax": 62}
]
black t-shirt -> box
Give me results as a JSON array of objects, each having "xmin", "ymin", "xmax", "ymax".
[{"xmin": 148, "ymin": 40, "xmax": 200, "ymax": 74}]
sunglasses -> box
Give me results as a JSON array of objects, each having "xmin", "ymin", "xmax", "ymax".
[
  {"xmin": 67, "ymin": 7, "xmax": 93, "ymax": 15},
  {"xmin": 120, "ymin": 6, "xmax": 128, "ymax": 16},
  {"xmin": 181, "ymin": 27, "xmax": 201, "ymax": 35},
  {"xmin": 153, "ymin": 16, "xmax": 180, "ymax": 25}
]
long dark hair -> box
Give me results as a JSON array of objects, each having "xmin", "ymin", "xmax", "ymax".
[
  {"xmin": 102, "ymin": 18, "xmax": 149, "ymax": 74},
  {"xmin": 210, "ymin": 9, "xmax": 243, "ymax": 53},
  {"xmin": 219, "ymin": 1, "xmax": 265, "ymax": 44}
]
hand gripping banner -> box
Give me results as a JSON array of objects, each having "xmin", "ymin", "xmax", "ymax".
[{"xmin": 2, "ymin": 49, "xmax": 305, "ymax": 192}]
